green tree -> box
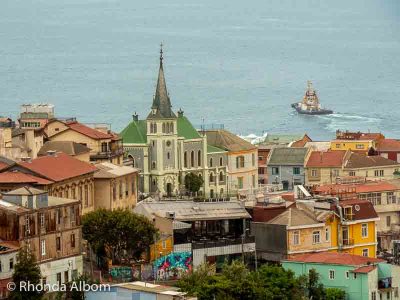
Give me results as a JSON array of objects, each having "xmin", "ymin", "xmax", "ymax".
[
  {"xmin": 184, "ymin": 173, "xmax": 204, "ymax": 194},
  {"xmin": 325, "ymin": 288, "xmax": 346, "ymax": 300},
  {"xmin": 307, "ymin": 268, "xmax": 326, "ymax": 300},
  {"xmin": 9, "ymin": 248, "xmax": 44, "ymax": 300},
  {"xmin": 82, "ymin": 208, "xmax": 158, "ymax": 264}
]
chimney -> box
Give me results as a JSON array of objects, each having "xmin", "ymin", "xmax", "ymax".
[
  {"xmin": 46, "ymin": 150, "xmax": 57, "ymax": 157},
  {"xmin": 132, "ymin": 112, "xmax": 139, "ymax": 121}
]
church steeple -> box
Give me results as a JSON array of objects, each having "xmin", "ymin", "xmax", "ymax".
[{"xmin": 148, "ymin": 44, "xmax": 176, "ymax": 119}]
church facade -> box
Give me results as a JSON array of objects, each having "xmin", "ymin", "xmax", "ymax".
[{"xmin": 120, "ymin": 49, "xmax": 228, "ymax": 198}]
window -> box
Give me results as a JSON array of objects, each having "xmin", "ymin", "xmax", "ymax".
[
  {"xmin": 25, "ymin": 215, "xmax": 30, "ymax": 235},
  {"xmin": 101, "ymin": 142, "xmax": 108, "ymax": 152},
  {"xmin": 56, "ymin": 208, "xmax": 62, "ymax": 224},
  {"xmin": 167, "ymin": 152, "xmax": 170, "ymax": 160},
  {"xmin": 162, "ymin": 123, "xmax": 166, "ymax": 133},
  {"xmin": 40, "ymin": 213, "xmax": 45, "ymax": 228},
  {"xmin": 387, "ymin": 192, "xmax": 397, "ymax": 204},
  {"xmin": 371, "ymin": 291, "xmax": 376, "ymax": 300},
  {"xmin": 219, "ymin": 157, "xmax": 223, "ymax": 166},
  {"xmin": 252, "ymin": 174, "xmax": 256, "ymax": 187},
  {"xmin": 64, "ymin": 271, "xmax": 69, "ymax": 284},
  {"xmin": 112, "ymin": 185, "xmax": 116, "ymax": 201},
  {"xmin": 162, "ymin": 240, "xmax": 167, "ymax": 249},
  {"xmin": 209, "ymin": 158, "xmax": 213, "ymax": 167},
  {"xmin": 184, "ymin": 152, "xmax": 188, "ymax": 168},
  {"xmin": 41, "ymin": 240, "xmax": 46, "ymax": 256},
  {"xmin": 272, "ymin": 167, "xmax": 279, "ymax": 175},
  {"xmin": 349, "ymin": 171, "xmax": 356, "ymax": 176},
  {"xmin": 353, "ymin": 273, "xmax": 357, "ymax": 279},
  {"xmin": 119, "ymin": 181, "xmax": 123, "ymax": 199},
  {"xmin": 293, "ymin": 167, "xmax": 300, "ymax": 175},
  {"xmin": 71, "ymin": 234, "xmax": 76, "ymax": 248},
  {"xmin": 361, "ymin": 223, "xmax": 368, "ymax": 238},
  {"xmin": 131, "ymin": 177, "xmax": 135, "ymax": 194},
  {"xmin": 328, "ymin": 270, "xmax": 335, "ymax": 280},
  {"xmin": 359, "ymin": 192, "xmax": 382, "ymax": 205},
  {"xmin": 332, "ymin": 169, "xmax": 339, "ymax": 177},
  {"xmin": 387, "ymin": 216, "xmax": 391, "ymax": 227},
  {"xmin": 152, "ymin": 161, "xmax": 156, "ymax": 169},
  {"xmin": 191, "ymin": 151, "xmax": 195, "ymax": 167},
  {"xmin": 252, "ymin": 153, "xmax": 255, "ymax": 166},
  {"xmin": 198, "ymin": 150, "xmax": 201, "ymax": 167},
  {"xmin": 312, "ymin": 231, "xmax": 320, "ymax": 244},
  {"xmin": 238, "ymin": 177, "xmax": 243, "ymax": 189},
  {"xmin": 84, "ymin": 185, "xmax": 89, "ymax": 207},
  {"xmin": 345, "ymin": 271, "xmax": 349, "ymax": 279},
  {"xmin": 209, "ymin": 173, "xmax": 214, "ymax": 183},
  {"xmin": 311, "ymin": 169, "xmax": 317, "ymax": 177},
  {"xmin": 219, "ymin": 171, "xmax": 224, "ymax": 182},
  {"xmin": 293, "ymin": 231, "xmax": 300, "ymax": 245},
  {"xmin": 57, "ymin": 273, "xmax": 62, "ymax": 285},
  {"xmin": 362, "ymin": 248, "xmax": 369, "ymax": 257},
  {"xmin": 374, "ymin": 169, "xmax": 384, "ymax": 177},
  {"xmin": 236, "ymin": 156, "xmax": 245, "ymax": 168},
  {"xmin": 356, "ymin": 144, "xmax": 364, "ymax": 149},
  {"xmin": 9, "ymin": 258, "xmax": 14, "ymax": 270},
  {"xmin": 325, "ymin": 227, "xmax": 330, "ymax": 241}
]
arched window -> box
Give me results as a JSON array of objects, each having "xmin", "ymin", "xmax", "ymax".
[
  {"xmin": 170, "ymin": 122, "xmax": 174, "ymax": 133},
  {"xmin": 153, "ymin": 123, "xmax": 157, "ymax": 133},
  {"xmin": 184, "ymin": 152, "xmax": 188, "ymax": 168},
  {"xmin": 236, "ymin": 156, "xmax": 245, "ymax": 168},
  {"xmin": 162, "ymin": 123, "xmax": 166, "ymax": 133},
  {"xmin": 209, "ymin": 172, "xmax": 214, "ymax": 183},
  {"xmin": 219, "ymin": 171, "xmax": 224, "ymax": 182},
  {"xmin": 167, "ymin": 152, "xmax": 170, "ymax": 160},
  {"xmin": 219, "ymin": 157, "xmax": 223, "ymax": 166},
  {"xmin": 191, "ymin": 151, "xmax": 195, "ymax": 167},
  {"xmin": 152, "ymin": 161, "xmax": 156, "ymax": 169},
  {"xmin": 198, "ymin": 150, "xmax": 201, "ymax": 167},
  {"xmin": 209, "ymin": 158, "xmax": 213, "ymax": 167}
]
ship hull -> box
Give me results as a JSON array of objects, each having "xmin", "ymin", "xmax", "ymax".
[{"xmin": 291, "ymin": 103, "xmax": 333, "ymax": 115}]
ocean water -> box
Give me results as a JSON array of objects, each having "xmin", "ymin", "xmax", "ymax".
[{"xmin": 1, "ymin": 0, "xmax": 400, "ymax": 140}]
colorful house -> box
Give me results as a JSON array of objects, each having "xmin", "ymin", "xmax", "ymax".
[{"xmin": 282, "ymin": 252, "xmax": 400, "ymax": 300}]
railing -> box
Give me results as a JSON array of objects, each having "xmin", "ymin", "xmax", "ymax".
[
  {"xmin": 342, "ymin": 238, "xmax": 354, "ymax": 246},
  {"xmin": 192, "ymin": 236, "xmax": 255, "ymax": 250}
]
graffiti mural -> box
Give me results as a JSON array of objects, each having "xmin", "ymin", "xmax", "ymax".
[
  {"xmin": 153, "ymin": 251, "xmax": 192, "ymax": 280},
  {"xmin": 109, "ymin": 266, "xmax": 133, "ymax": 282}
]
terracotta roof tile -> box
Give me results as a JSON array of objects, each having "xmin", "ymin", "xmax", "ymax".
[
  {"xmin": 19, "ymin": 152, "xmax": 97, "ymax": 182},
  {"xmin": 286, "ymin": 252, "xmax": 384, "ymax": 266},
  {"xmin": 306, "ymin": 150, "xmax": 346, "ymax": 167},
  {"xmin": 376, "ymin": 139, "xmax": 400, "ymax": 152},
  {"xmin": 353, "ymin": 265, "xmax": 376, "ymax": 273},
  {"xmin": 66, "ymin": 121, "xmax": 114, "ymax": 140},
  {"xmin": 0, "ymin": 171, "xmax": 53, "ymax": 185},
  {"xmin": 315, "ymin": 181, "xmax": 398, "ymax": 194},
  {"xmin": 339, "ymin": 199, "xmax": 378, "ymax": 220}
]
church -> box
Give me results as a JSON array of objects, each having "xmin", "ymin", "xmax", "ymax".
[{"xmin": 120, "ymin": 47, "xmax": 229, "ymax": 198}]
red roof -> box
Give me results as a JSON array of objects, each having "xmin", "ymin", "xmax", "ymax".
[
  {"xmin": 0, "ymin": 162, "xmax": 9, "ymax": 171},
  {"xmin": 315, "ymin": 181, "xmax": 398, "ymax": 194},
  {"xmin": 286, "ymin": 252, "xmax": 384, "ymax": 266},
  {"xmin": 377, "ymin": 139, "xmax": 400, "ymax": 152},
  {"xmin": 353, "ymin": 265, "xmax": 376, "ymax": 273},
  {"xmin": 66, "ymin": 121, "xmax": 114, "ymax": 140},
  {"xmin": 339, "ymin": 198, "xmax": 379, "ymax": 220},
  {"xmin": 0, "ymin": 171, "xmax": 53, "ymax": 185},
  {"xmin": 306, "ymin": 151, "xmax": 346, "ymax": 167},
  {"xmin": 19, "ymin": 152, "xmax": 97, "ymax": 182}
]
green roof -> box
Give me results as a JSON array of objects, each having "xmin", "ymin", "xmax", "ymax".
[
  {"xmin": 120, "ymin": 120, "xmax": 147, "ymax": 144},
  {"xmin": 120, "ymin": 115, "xmax": 201, "ymax": 145},
  {"xmin": 259, "ymin": 134, "xmax": 304, "ymax": 145},
  {"xmin": 207, "ymin": 144, "xmax": 226, "ymax": 153},
  {"xmin": 268, "ymin": 147, "xmax": 308, "ymax": 166},
  {"xmin": 177, "ymin": 115, "xmax": 201, "ymax": 140}
]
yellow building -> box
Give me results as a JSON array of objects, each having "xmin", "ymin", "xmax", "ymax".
[
  {"xmin": 262, "ymin": 198, "xmax": 378, "ymax": 259},
  {"xmin": 149, "ymin": 235, "xmax": 174, "ymax": 261},
  {"xmin": 330, "ymin": 139, "xmax": 376, "ymax": 154}
]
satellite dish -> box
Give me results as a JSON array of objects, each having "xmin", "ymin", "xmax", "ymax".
[{"xmin": 355, "ymin": 204, "xmax": 360, "ymax": 212}]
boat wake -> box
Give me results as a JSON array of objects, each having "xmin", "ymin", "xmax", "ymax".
[{"xmin": 318, "ymin": 113, "xmax": 381, "ymax": 132}]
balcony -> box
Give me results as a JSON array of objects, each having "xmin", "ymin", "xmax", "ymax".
[
  {"xmin": 342, "ymin": 238, "xmax": 354, "ymax": 246},
  {"xmin": 90, "ymin": 147, "xmax": 124, "ymax": 160},
  {"xmin": 192, "ymin": 236, "xmax": 255, "ymax": 250}
]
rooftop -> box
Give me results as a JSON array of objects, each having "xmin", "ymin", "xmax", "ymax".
[
  {"xmin": 19, "ymin": 152, "xmax": 98, "ymax": 182},
  {"xmin": 267, "ymin": 147, "xmax": 308, "ymax": 166},
  {"xmin": 94, "ymin": 162, "xmax": 138, "ymax": 179},
  {"xmin": 38, "ymin": 141, "xmax": 91, "ymax": 157},
  {"xmin": 306, "ymin": 150, "xmax": 347, "ymax": 168},
  {"xmin": 315, "ymin": 180, "xmax": 399, "ymax": 194},
  {"xmin": 134, "ymin": 200, "xmax": 251, "ymax": 221},
  {"xmin": 205, "ymin": 130, "xmax": 256, "ymax": 152},
  {"xmin": 376, "ymin": 139, "xmax": 400, "ymax": 152},
  {"xmin": 285, "ymin": 252, "xmax": 384, "ymax": 266},
  {"xmin": 344, "ymin": 152, "xmax": 400, "ymax": 169},
  {"xmin": 0, "ymin": 171, "xmax": 53, "ymax": 185}
]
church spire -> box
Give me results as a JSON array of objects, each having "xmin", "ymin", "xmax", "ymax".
[{"xmin": 148, "ymin": 43, "xmax": 176, "ymax": 119}]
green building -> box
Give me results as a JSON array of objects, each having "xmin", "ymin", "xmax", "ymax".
[{"xmin": 282, "ymin": 252, "xmax": 400, "ymax": 300}]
